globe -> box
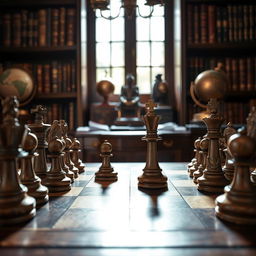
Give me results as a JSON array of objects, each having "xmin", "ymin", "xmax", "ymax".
[
  {"xmin": 194, "ymin": 64, "xmax": 228, "ymax": 103},
  {"xmin": 0, "ymin": 68, "xmax": 35, "ymax": 106},
  {"xmin": 96, "ymin": 79, "xmax": 115, "ymax": 105}
]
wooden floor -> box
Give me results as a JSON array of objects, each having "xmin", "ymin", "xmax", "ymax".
[{"xmin": 1, "ymin": 162, "xmax": 256, "ymax": 256}]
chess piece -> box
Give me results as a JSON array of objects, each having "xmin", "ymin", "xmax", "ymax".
[
  {"xmin": 223, "ymin": 123, "xmax": 236, "ymax": 181},
  {"xmin": 0, "ymin": 97, "xmax": 36, "ymax": 225},
  {"xmin": 193, "ymin": 137, "xmax": 209, "ymax": 184},
  {"xmin": 28, "ymin": 105, "xmax": 50, "ymax": 179},
  {"xmin": 42, "ymin": 120, "xmax": 71, "ymax": 192},
  {"xmin": 138, "ymin": 100, "xmax": 168, "ymax": 189},
  {"xmin": 215, "ymin": 128, "xmax": 256, "ymax": 224},
  {"xmin": 197, "ymin": 99, "xmax": 229, "ymax": 193},
  {"xmin": 71, "ymin": 137, "xmax": 85, "ymax": 173},
  {"xmin": 95, "ymin": 140, "xmax": 117, "ymax": 181},
  {"xmin": 152, "ymin": 74, "xmax": 169, "ymax": 106},
  {"xmin": 188, "ymin": 137, "xmax": 201, "ymax": 178},
  {"xmin": 60, "ymin": 120, "xmax": 79, "ymax": 178},
  {"xmin": 59, "ymin": 121, "xmax": 75, "ymax": 182},
  {"xmin": 20, "ymin": 127, "xmax": 49, "ymax": 206}
]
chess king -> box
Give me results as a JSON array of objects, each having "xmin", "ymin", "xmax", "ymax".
[
  {"xmin": 0, "ymin": 96, "xmax": 36, "ymax": 225},
  {"xmin": 138, "ymin": 99, "xmax": 168, "ymax": 189}
]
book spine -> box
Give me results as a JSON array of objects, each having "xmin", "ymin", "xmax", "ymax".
[
  {"xmin": 232, "ymin": 5, "xmax": 238, "ymax": 42},
  {"xmin": 216, "ymin": 6, "xmax": 222, "ymax": 42},
  {"xmin": 21, "ymin": 9, "xmax": 28, "ymax": 47},
  {"xmin": 249, "ymin": 5, "xmax": 254, "ymax": 41},
  {"xmin": 51, "ymin": 61, "xmax": 58, "ymax": 93},
  {"xmin": 247, "ymin": 58, "xmax": 253, "ymax": 91},
  {"xmin": 43, "ymin": 64, "xmax": 51, "ymax": 93},
  {"xmin": 37, "ymin": 64, "xmax": 43, "ymax": 93},
  {"xmin": 200, "ymin": 4, "xmax": 207, "ymax": 44},
  {"xmin": 12, "ymin": 13, "xmax": 21, "ymax": 47},
  {"xmin": 38, "ymin": 9, "xmax": 47, "ymax": 47},
  {"xmin": 66, "ymin": 8, "xmax": 75, "ymax": 46},
  {"xmin": 3, "ymin": 13, "xmax": 11, "ymax": 47},
  {"xmin": 28, "ymin": 11, "xmax": 34, "ymax": 47},
  {"xmin": 59, "ymin": 7, "xmax": 66, "ymax": 46},
  {"xmin": 243, "ymin": 5, "xmax": 249, "ymax": 41},
  {"xmin": 51, "ymin": 8, "xmax": 59, "ymax": 47},
  {"xmin": 208, "ymin": 5, "xmax": 215, "ymax": 43},
  {"xmin": 222, "ymin": 6, "xmax": 228, "ymax": 42},
  {"xmin": 71, "ymin": 60, "xmax": 76, "ymax": 92},
  {"xmin": 33, "ymin": 11, "xmax": 38, "ymax": 46},
  {"xmin": 227, "ymin": 5, "xmax": 233, "ymax": 42}
]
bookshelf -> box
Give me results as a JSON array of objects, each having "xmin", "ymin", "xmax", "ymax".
[
  {"xmin": 179, "ymin": 0, "xmax": 256, "ymax": 125},
  {"xmin": 0, "ymin": 0, "xmax": 84, "ymax": 131}
]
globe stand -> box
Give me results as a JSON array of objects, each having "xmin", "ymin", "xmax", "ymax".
[{"xmin": 197, "ymin": 99, "xmax": 229, "ymax": 193}]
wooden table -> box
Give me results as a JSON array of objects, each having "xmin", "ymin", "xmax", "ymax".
[{"xmin": 1, "ymin": 162, "xmax": 256, "ymax": 256}]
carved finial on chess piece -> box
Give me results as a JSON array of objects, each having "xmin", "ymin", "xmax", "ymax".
[
  {"xmin": 95, "ymin": 140, "xmax": 118, "ymax": 181},
  {"xmin": 138, "ymin": 100, "xmax": 168, "ymax": 189},
  {"xmin": 20, "ymin": 127, "xmax": 49, "ymax": 206},
  {"xmin": 60, "ymin": 120, "xmax": 79, "ymax": 178},
  {"xmin": 42, "ymin": 120, "xmax": 71, "ymax": 192},
  {"xmin": 29, "ymin": 105, "xmax": 50, "ymax": 179},
  {"xmin": 197, "ymin": 98, "xmax": 229, "ymax": 193},
  {"xmin": 223, "ymin": 122, "xmax": 236, "ymax": 181},
  {"xmin": 0, "ymin": 96, "xmax": 36, "ymax": 225},
  {"xmin": 215, "ymin": 128, "xmax": 256, "ymax": 224},
  {"xmin": 71, "ymin": 137, "xmax": 85, "ymax": 173},
  {"xmin": 59, "ymin": 120, "xmax": 75, "ymax": 182},
  {"xmin": 193, "ymin": 137, "xmax": 209, "ymax": 184}
]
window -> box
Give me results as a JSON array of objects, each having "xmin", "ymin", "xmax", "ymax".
[{"xmin": 92, "ymin": 0, "xmax": 168, "ymax": 96}]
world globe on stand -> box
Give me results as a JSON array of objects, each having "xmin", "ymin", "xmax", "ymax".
[{"xmin": 0, "ymin": 68, "xmax": 35, "ymax": 106}]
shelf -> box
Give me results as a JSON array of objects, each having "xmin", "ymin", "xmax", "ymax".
[
  {"xmin": 0, "ymin": 46, "xmax": 77, "ymax": 54},
  {"xmin": 35, "ymin": 92, "xmax": 77, "ymax": 99},
  {"xmin": 0, "ymin": 0, "xmax": 76, "ymax": 7}
]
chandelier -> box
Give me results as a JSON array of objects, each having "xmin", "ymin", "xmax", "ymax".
[{"xmin": 90, "ymin": 0, "xmax": 164, "ymax": 20}]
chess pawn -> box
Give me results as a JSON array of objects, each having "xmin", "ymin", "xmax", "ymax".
[
  {"xmin": 71, "ymin": 137, "xmax": 85, "ymax": 173},
  {"xmin": 0, "ymin": 97, "xmax": 36, "ymax": 225},
  {"xmin": 60, "ymin": 120, "xmax": 79, "ymax": 178},
  {"xmin": 60, "ymin": 138, "xmax": 75, "ymax": 183},
  {"xmin": 138, "ymin": 100, "xmax": 168, "ymax": 189},
  {"xmin": 20, "ymin": 127, "xmax": 49, "ymax": 206},
  {"xmin": 197, "ymin": 99, "xmax": 229, "ymax": 193},
  {"xmin": 215, "ymin": 129, "xmax": 256, "ymax": 224},
  {"xmin": 193, "ymin": 137, "xmax": 209, "ymax": 184},
  {"xmin": 42, "ymin": 120, "xmax": 71, "ymax": 192},
  {"xmin": 28, "ymin": 105, "xmax": 50, "ymax": 179},
  {"xmin": 95, "ymin": 140, "xmax": 118, "ymax": 181},
  {"xmin": 189, "ymin": 137, "xmax": 201, "ymax": 178}
]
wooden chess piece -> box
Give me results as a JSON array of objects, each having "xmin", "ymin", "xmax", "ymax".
[
  {"xmin": 223, "ymin": 123, "xmax": 236, "ymax": 181},
  {"xmin": 71, "ymin": 137, "xmax": 85, "ymax": 173},
  {"xmin": 60, "ymin": 120, "xmax": 79, "ymax": 178},
  {"xmin": 138, "ymin": 100, "xmax": 168, "ymax": 189},
  {"xmin": 215, "ymin": 128, "xmax": 256, "ymax": 224},
  {"xmin": 95, "ymin": 140, "xmax": 117, "ymax": 181},
  {"xmin": 193, "ymin": 137, "xmax": 209, "ymax": 184},
  {"xmin": 42, "ymin": 120, "xmax": 71, "ymax": 192},
  {"xmin": 59, "ymin": 121, "xmax": 75, "ymax": 182},
  {"xmin": 0, "ymin": 97, "xmax": 36, "ymax": 225},
  {"xmin": 188, "ymin": 137, "xmax": 201, "ymax": 178},
  {"xmin": 28, "ymin": 105, "xmax": 50, "ymax": 179},
  {"xmin": 20, "ymin": 127, "xmax": 49, "ymax": 206},
  {"xmin": 197, "ymin": 99, "xmax": 229, "ymax": 193}
]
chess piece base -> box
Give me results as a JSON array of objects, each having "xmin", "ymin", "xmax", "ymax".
[
  {"xmin": 42, "ymin": 176, "xmax": 71, "ymax": 192},
  {"xmin": 197, "ymin": 172, "xmax": 229, "ymax": 193},
  {"xmin": 138, "ymin": 170, "xmax": 168, "ymax": 189},
  {"xmin": 223, "ymin": 166, "xmax": 234, "ymax": 182},
  {"xmin": 215, "ymin": 193, "xmax": 256, "ymax": 225},
  {"xmin": 0, "ymin": 194, "xmax": 36, "ymax": 226},
  {"xmin": 95, "ymin": 167, "xmax": 118, "ymax": 182},
  {"xmin": 189, "ymin": 166, "xmax": 197, "ymax": 178},
  {"xmin": 77, "ymin": 164, "xmax": 85, "ymax": 173},
  {"xmin": 65, "ymin": 170, "xmax": 75, "ymax": 183},
  {"xmin": 193, "ymin": 169, "xmax": 203, "ymax": 184}
]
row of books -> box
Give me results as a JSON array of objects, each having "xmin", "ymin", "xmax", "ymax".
[
  {"xmin": 0, "ymin": 7, "xmax": 76, "ymax": 47},
  {"xmin": 187, "ymin": 4, "xmax": 256, "ymax": 44},
  {"xmin": 0, "ymin": 61, "xmax": 76, "ymax": 94},
  {"xmin": 188, "ymin": 101, "xmax": 251, "ymax": 125},
  {"xmin": 188, "ymin": 57, "xmax": 256, "ymax": 92},
  {"xmin": 44, "ymin": 102, "xmax": 76, "ymax": 131}
]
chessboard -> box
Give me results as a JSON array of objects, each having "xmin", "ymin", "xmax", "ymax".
[{"xmin": 1, "ymin": 162, "xmax": 256, "ymax": 256}]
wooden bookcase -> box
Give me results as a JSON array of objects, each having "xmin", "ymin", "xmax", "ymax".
[
  {"xmin": 0, "ymin": 0, "xmax": 84, "ymax": 131},
  {"xmin": 179, "ymin": 0, "xmax": 256, "ymax": 125}
]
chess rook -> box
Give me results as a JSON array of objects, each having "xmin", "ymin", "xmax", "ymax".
[
  {"xmin": 215, "ymin": 128, "xmax": 256, "ymax": 224},
  {"xmin": 20, "ymin": 127, "xmax": 49, "ymax": 206},
  {"xmin": 28, "ymin": 105, "xmax": 50, "ymax": 179},
  {"xmin": 0, "ymin": 97, "xmax": 36, "ymax": 225},
  {"xmin": 138, "ymin": 100, "xmax": 168, "ymax": 189},
  {"xmin": 42, "ymin": 120, "xmax": 71, "ymax": 192},
  {"xmin": 197, "ymin": 99, "xmax": 229, "ymax": 193},
  {"xmin": 95, "ymin": 140, "xmax": 118, "ymax": 181}
]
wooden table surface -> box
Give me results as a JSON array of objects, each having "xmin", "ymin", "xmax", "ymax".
[{"xmin": 0, "ymin": 162, "xmax": 256, "ymax": 256}]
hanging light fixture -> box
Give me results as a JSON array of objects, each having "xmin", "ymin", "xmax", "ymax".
[{"xmin": 90, "ymin": 0, "xmax": 164, "ymax": 20}]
